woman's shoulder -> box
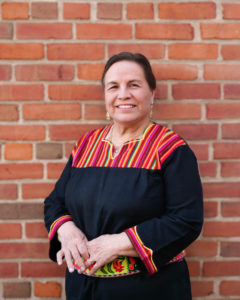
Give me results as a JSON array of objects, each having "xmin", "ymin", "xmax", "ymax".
[{"xmin": 72, "ymin": 125, "xmax": 109, "ymax": 157}]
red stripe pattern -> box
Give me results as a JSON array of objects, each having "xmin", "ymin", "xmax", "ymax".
[{"xmin": 48, "ymin": 215, "xmax": 73, "ymax": 241}]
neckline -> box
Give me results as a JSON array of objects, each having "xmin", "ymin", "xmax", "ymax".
[{"xmin": 102, "ymin": 122, "xmax": 155, "ymax": 146}]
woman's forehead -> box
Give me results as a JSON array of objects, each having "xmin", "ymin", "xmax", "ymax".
[{"xmin": 104, "ymin": 60, "xmax": 145, "ymax": 81}]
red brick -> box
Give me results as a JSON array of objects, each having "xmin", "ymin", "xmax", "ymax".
[
  {"xmin": 173, "ymin": 124, "xmax": 218, "ymax": 140},
  {"xmin": 204, "ymin": 201, "xmax": 218, "ymax": 218},
  {"xmin": 0, "ymin": 242, "xmax": 48, "ymax": 258},
  {"xmin": 0, "ymin": 23, "xmax": 13, "ymax": 39},
  {"xmin": 222, "ymin": 45, "xmax": 240, "ymax": 60},
  {"xmin": 223, "ymin": 4, "xmax": 240, "ymax": 20},
  {"xmin": 222, "ymin": 123, "xmax": 240, "ymax": 139},
  {"xmin": 0, "ymin": 84, "xmax": 43, "ymax": 101},
  {"xmin": 49, "ymin": 84, "xmax": 103, "ymax": 100},
  {"xmin": 77, "ymin": 24, "xmax": 131, "ymax": 39},
  {"xmin": 203, "ymin": 221, "xmax": 240, "ymax": 237},
  {"xmin": 155, "ymin": 84, "xmax": 168, "ymax": 100},
  {"xmin": 0, "ymin": 125, "xmax": 45, "ymax": 141},
  {"xmin": 0, "ymin": 105, "xmax": 18, "ymax": 121},
  {"xmin": 36, "ymin": 143, "xmax": 63, "ymax": 159},
  {"xmin": 187, "ymin": 241, "xmax": 218, "ymax": 257},
  {"xmin": 22, "ymin": 183, "xmax": 54, "ymax": 199},
  {"xmin": 49, "ymin": 124, "xmax": 103, "ymax": 141},
  {"xmin": 169, "ymin": 43, "xmax": 218, "ymax": 59},
  {"xmin": 221, "ymin": 242, "xmax": 240, "ymax": 258},
  {"xmin": 0, "ymin": 184, "xmax": 17, "ymax": 200},
  {"xmin": 199, "ymin": 162, "xmax": 217, "ymax": 177},
  {"xmin": 26, "ymin": 222, "xmax": 48, "ymax": 239},
  {"xmin": 2, "ymin": 2, "xmax": 29, "ymax": 20},
  {"xmin": 32, "ymin": 2, "xmax": 58, "ymax": 19},
  {"xmin": 214, "ymin": 142, "xmax": 240, "ymax": 159},
  {"xmin": 203, "ymin": 261, "xmax": 240, "ymax": 277},
  {"xmin": 63, "ymin": 3, "xmax": 90, "ymax": 19},
  {"xmin": 187, "ymin": 260, "xmax": 200, "ymax": 277},
  {"xmin": 47, "ymin": 162, "xmax": 66, "ymax": 179},
  {"xmin": 0, "ymin": 263, "xmax": 18, "ymax": 278},
  {"xmin": 191, "ymin": 281, "xmax": 214, "ymax": 297},
  {"xmin": 222, "ymin": 202, "xmax": 240, "ymax": 217},
  {"xmin": 205, "ymin": 64, "xmax": 240, "ymax": 80},
  {"xmin": 0, "ymin": 65, "xmax": 11, "ymax": 80},
  {"xmin": 47, "ymin": 43, "xmax": 104, "ymax": 60},
  {"xmin": 98, "ymin": 3, "xmax": 122, "ymax": 20},
  {"xmin": 0, "ymin": 223, "xmax": 21, "ymax": 239},
  {"xmin": 5, "ymin": 144, "xmax": 32, "ymax": 160},
  {"xmin": 21, "ymin": 261, "xmax": 65, "ymax": 277},
  {"xmin": 16, "ymin": 64, "xmax": 74, "ymax": 81},
  {"xmin": 17, "ymin": 23, "xmax": 72, "ymax": 39},
  {"xmin": 189, "ymin": 144, "xmax": 209, "ymax": 160},
  {"xmin": 0, "ymin": 203, "xmax": 43, "ymax": 220},
  {"xmin": 201, "ymin": 23, "xmax": 240, "ymax": 39},
  {"xmin": 78, "ymin": 63, "xmax": 104, "ymax": 80},
  {"xmin": 127, "ymin": 3, "xmax": 154, "ymax": 19},
  {"xmin": 85, "ymin": 104, "xmax": 105, "ymax": 120},
  {"xmin": 207, "ymin": 103, "xmax": 240, "ymax": 120},
  {"xmin": 65, "ymin": 143, "xmax": 75, "ymax": 158},
  {"xmin": 158, "ymin": 2, "xmax": 216, "ymax": 20},
  {"xmin": 220, "ymin": 281, "xmax": 240, "ymax": 296},
  {"xmin": 0, "ymin": 163, "xmax": 43, "ymax": 180},
  {"xmin": 23, "ymin": 103, "xmax": 81, "ymax": 120},
  {"xmin": 203, "ymin": 182, "xmax": 240, "ymax": 198},
  {"xmin": 136, "ymin": 23, "xmax": 193, "ymax": 40},
  {"xmin": 108, "ymin": 43, "xmax": 165, "ymax": 59},
  {"xmin": 224, "ymin": 84, "xmax": 240, "ymax": 99},
  {"xmin": 172, "ymin": 83, "xmax": 220, "ymax": 100},
  {"xmin": 153, "ymin": 64, "xmax": 198, "ymax": 80},
  {"xmin": 34, "ymin": 281, "xmax": 62, "ymax": 297},
  {"xmin": 153, "ymin": 103, "xmax": 201, "ymax": 120},
  {"xmin": 0, "ymin": 43, "xmax": 44, "ymax": 59},
  {"xmin": 3, "ymin": 282, "xmax": 31, "ymax": 298},
  {"xmin": 221, "ymin": 162, "xmax": 240, "ymax": 177}
]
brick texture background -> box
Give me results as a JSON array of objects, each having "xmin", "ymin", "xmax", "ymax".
[{"xmin": 0, "ymin": 1, "xmax": 239, "ymax": 299}]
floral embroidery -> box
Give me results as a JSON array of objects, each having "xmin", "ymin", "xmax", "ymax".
[{"xmin": 113, "ymin": 260, "xmax": 124, "ymax": 273}]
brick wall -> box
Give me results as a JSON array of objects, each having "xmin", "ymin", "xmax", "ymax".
[{"xmin": 0, "ymin": 1, "xmax": 239, "ymax": 299}]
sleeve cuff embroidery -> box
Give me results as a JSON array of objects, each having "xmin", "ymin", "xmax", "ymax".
[
  {"xmin": 125, "ymin": 226, "xmax": 158, "ymax": 275},
  {"xmin": 48, "ymin": 215, "xmax": 73, "ymax": 241}
]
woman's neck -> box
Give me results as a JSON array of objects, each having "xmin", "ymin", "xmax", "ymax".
[{"xmin": 110, "ymin": 119, "xmax": 152, "ymax": 147}]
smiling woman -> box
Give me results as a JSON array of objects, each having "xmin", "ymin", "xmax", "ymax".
[{"xmin": 44, "ymin": 52, "xmax": 203, "ymax": 300}]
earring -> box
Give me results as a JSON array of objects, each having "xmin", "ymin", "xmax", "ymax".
[{"xmin": 106, "ymin": 111, "xmax": 111, "ymax": 121}]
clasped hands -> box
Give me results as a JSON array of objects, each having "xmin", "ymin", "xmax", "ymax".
[{"xmin": 57, "ymin": 221, "xmax": 137, "ymax": 276}]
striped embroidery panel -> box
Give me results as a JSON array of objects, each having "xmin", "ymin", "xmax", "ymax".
[
  {"xmin": 125, "ymin": 226, "xmax": 158, "ymax": 275},
  {"xmin": 48, "ymin": 215, "xmax": 73, "ymax": 241},
  {"xmin": 72, "ymin": 124, "xmax": 185, "ymax": 170}
]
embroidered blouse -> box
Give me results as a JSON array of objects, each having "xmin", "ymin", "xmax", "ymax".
[{"xmin": 44, "ymin": 123, "xmax": 203, "ymax": 275}]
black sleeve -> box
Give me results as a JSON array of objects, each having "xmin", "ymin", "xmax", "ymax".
[
  {"xmin": 44, "ymin": 155, "xmax": 73, "ymax": 261},
  {"xmin": 126, "ymin": 145, "xmax": 203, "ymax": 274}
]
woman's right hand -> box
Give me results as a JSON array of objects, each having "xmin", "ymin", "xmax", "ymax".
[{"xmin": 56, "ymin": 221, "xmax": 89, "ymax": 273}]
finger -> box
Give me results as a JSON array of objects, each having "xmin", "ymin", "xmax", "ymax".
[
  {"xmin": 77, "ymin": 241, "xmax": 89, "ymax": 261},
  {"xmin": 88, "ymin": 261, "xmax": 100, "ymax": 276},
  {"xmin": 71, "ymin": 249, "xmax": 85, "ymax": 273},
  {"xmin": 56, "ymin": 249, "xmax": 64, "ymax": 265},
  {"xmin": 64, "ymin": 249, "xmax": 75, "ymax": 273}
]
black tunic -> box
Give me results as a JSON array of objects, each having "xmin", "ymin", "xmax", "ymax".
[{"xmin": 44, "ymin": 123, "xmax": 203, "ymax": 299}]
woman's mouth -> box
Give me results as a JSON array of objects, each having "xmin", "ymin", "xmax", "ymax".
[{"xmin": 116, "ymin": 105, "xmax": 136, "ymax": 109}]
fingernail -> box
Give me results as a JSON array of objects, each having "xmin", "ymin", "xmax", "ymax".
[
  {"xmin": 69, "ymin": 267, "xmax": 74, "ymax": 273},
  {"xmin": 81, "ymin": 267, "xmax": 85, "ymax": 272}
]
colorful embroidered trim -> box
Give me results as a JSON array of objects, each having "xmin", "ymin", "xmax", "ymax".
[
  {"xmin": 168, "ymin": 250, "xmax": 186, "ymax": 264},
  {"xmin": 48, "ymin": 215, "xmax": 73, "ymax": 241},
  {"xmin": 74, "ymin": 256, "xmax": 141, "ymax": 278},
  {"xmin": 72, "ymin": 124, "xmax": 185, "ymax": 170},
  {"xmin": 125, "ymin": 226, "xmax": 158, "ymax": 275}
]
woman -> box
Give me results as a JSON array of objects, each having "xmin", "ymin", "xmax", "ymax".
[{"xmin": 44, "ymin": 52, "xmax": 203, "ymax": 299}]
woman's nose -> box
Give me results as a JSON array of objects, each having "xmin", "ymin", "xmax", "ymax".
[{"xmin": 117, "ymin": 87, "xmax": 130, "ymax": 100}]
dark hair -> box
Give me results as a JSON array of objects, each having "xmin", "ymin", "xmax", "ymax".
[{"xmin": 101, "ymin": 52, "xmax": 156, "ymax": 91}]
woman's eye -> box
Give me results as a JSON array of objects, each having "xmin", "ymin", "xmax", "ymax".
[
  {"xmin": 130, "ymin": 83, "xmax": 139, "ymax": 87},
  {"xmin": 108, "ymin": 85, "xmax": 117, "ymax": 90}
]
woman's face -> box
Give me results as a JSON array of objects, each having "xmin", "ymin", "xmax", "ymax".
[{"xmin": 104, "ymin": 60, "xmax": 155, "ymax": 127}]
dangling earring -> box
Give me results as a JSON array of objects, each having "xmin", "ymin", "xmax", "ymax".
[
  {"xmin": 149, "ymin": 104, "xmax": 153, "ymax": 119},
  {"xmin": 106, "ymin": 111, "xmax": 111, "ymax": 121}
]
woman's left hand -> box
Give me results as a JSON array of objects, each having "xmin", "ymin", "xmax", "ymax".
[{"xmin": 85, "ymin": 232, "xmax": 138, "ymax": 276}]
